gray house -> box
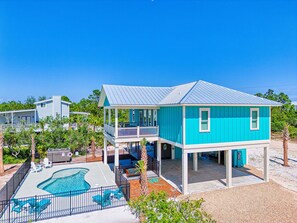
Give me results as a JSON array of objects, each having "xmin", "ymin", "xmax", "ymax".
[{"xmin": 0, "ymin": 96, "xmax": 81, "ymax": 130}]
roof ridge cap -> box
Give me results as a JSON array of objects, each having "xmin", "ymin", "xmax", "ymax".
[{"xmin": 179, "ymin": 81, "xmax": 199, "ymax": 104}]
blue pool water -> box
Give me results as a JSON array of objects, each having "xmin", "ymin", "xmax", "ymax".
[{"xmin": 37, "ymin": 168, "xmax": 91, "ymax": 197}]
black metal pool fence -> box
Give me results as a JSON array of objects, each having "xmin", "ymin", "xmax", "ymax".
[
  {"xmin": 0, "ymin": 183, "xmax": 130, "ymax": 223},
  {"xmin": 0, "ymin": 158, "xmax": 31, "ymax": 209}
]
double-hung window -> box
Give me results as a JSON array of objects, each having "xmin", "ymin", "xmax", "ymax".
[
  {"xmin": 250, "ymin": 108, "xmax": 259, "ymax": 130},
  {"xmin": 199, "ymin": 108, "xmax": 210, "ymax": 132}
]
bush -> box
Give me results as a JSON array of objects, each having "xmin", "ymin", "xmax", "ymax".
[
  {"xmin": 289, "ymin": 126, "xmax": 297, "ymax": 139},
  {"xmin": 128, "ymin": 191, "xmax": 215, "ymax": 223}
]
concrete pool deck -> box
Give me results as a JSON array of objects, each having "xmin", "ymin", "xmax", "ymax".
[{"xmin": 15, "ymin": 162, "xmax": 115, "ymax": 198}]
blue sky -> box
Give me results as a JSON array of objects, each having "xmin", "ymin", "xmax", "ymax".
[{"xmin": 0, "ymin": 0, "xmax": 296, "ymax": 102}]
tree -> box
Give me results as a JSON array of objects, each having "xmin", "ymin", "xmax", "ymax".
[
  {"xmin": 91, "ymin": 136, "xmax": 96, "ymax": 158},
  {"xmin": 129, "ymin": 191, "xmax": 215, "ymax": 223},
  {"xmin": 31, "ymin": 134, "xmax": 35, "ymax": 162},
  {"xmin": 38, "ymin": 96, "xmax": 47, "ymax": 101},
  {"xmin": 25, "ymin": 96, "xmax": 36, "ymax": 105},
  {"xmin": 283, "ymin": 123, "xmax": 290, "ymax": 167},
  {"xmin": 139, "ymin": 138, "xmax": 148, "ymax": 196},
  {"xmin": 61, "ymin": 96, "xmax": 72, "ymax": 103},
  {"xmin": 0, "ymin": 130, "xmax": 4, "ymax": 174}
]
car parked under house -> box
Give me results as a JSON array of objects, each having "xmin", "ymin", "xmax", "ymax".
[{"xmin": 98, "ymin": 80, "xmax": 281, "ymax": 194}]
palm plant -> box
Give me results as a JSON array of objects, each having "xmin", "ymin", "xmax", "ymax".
[
  {"xmin": 138, "ymin": 138, "xmax": 148, "ymax": 196},
  {"xmin": 0, "ymin": 130, "xmax": 4, "ymax": 174},
  {"xmin": 31, "ymin": 134, "xmax": 35, "ymax": 162},
  {"xmin": 283, "ymin": 123, "xmax": 290, "ymax": 167}
]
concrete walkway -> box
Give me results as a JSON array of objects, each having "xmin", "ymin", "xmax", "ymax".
[
  {"xmin": 162, "ymin": 158, "xmax": 263, "ymax": 193},
  {"xmin": 38, "ymin": 206, "xmax": 137, "ymax": 223}
]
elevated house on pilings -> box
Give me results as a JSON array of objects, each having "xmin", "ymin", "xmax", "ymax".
[{"xmin": 98, "ymin": 80, "xmax": 281, "ymax": 194}]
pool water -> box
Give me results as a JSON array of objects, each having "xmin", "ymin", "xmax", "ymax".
[{"xmin": 37, "ymin": 168, "xmax": 91, "ymax": 197}]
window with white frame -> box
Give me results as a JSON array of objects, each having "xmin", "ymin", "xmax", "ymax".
[
  {"xmin": 41, "ymin": 103, "xmax": 46, "ymax": 108},
  {"xmin": 148, "ymin": 110, "xmax": 152, "ymax": 126},
  {"xmin": 132, "ymin": 109, "xmax": 135, "ymax": 122},
  {"xmin": 144, "ymin": 110, "xmax": 147, "ymax": 126},
  {"xmin": 199, "ymin": 108, "xmax": 210, "ymax": 132},
  {"xmin": 250, "ymin": 108, "xmax": 259, "ymax": 130},
  {"xmin": 153, "ymin": 109, "xmax": 157, "ymax": 126}
]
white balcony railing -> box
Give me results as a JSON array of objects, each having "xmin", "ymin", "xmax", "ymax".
[{"xmin": 104, "ymin": 124, "xmax": 159, "ymax": 138}]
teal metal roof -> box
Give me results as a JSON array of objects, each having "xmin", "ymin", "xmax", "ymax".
[{"xmin": 99, "ymin": 81, "xmax": 281, "ymax": 107}]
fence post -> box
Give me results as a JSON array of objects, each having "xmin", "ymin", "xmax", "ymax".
[
  {"xmin": 100, "ymin": 187, "xmax": 103, "ymax": 210},
  {"xmin": 35, "ymin": 195, "xmax": 37, "ymax": 222},
  {"xmin": 70, "ymin": 191, "xmax": 72, "ymax": 215},
  {"xmin": 8, "ymin": 199, "xmax": 11, "ymax": 223},
  {"xmin": 6, "ymin": 182, "xmax": 8, "ymax": 201}
]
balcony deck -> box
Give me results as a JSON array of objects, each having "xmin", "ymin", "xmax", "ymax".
[{"xmin": 104, "ymin": 124, "xmax": 159, "ymax": 139}]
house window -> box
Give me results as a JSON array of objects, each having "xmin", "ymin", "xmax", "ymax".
[
  {"xmin": 153, "ymin": 109, "xmax": 157, "ymax": 126},
  {"xmin": 199, "ymin": 108, "xmax": 210, "ymax": 132},
  {"xmin": 132, "ymin": 109, "xmax": 135, "ymax": 122},
  {"xmin": 144, "ymin": 110, "xmax": 147, "ymax": 126},
  {"xmin": 250, "ymin": 108, "xmax": 259, "ymax": 130},
  {"xmin": 41, "ymin": 103, "xmax": 46, "ymax": 108},
  {"xmin": 148, "ymin": 110, "xmax": 152, "ymax": 126}
]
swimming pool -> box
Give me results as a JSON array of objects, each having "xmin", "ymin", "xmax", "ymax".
[{"xmin": 37, "ymin": 168, "xmax": 91, "ymax": 197}]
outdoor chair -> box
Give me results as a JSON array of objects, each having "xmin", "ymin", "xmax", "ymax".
[
  {"xmin": 92, "ymin": 191, "xmax": 111, "ymax": 207},
  {"xmin": 43, "ymin": 158, "xmax": 53, "ymax": 168},
  {"xmin": 125, "ymin": 168, "xmax": 140, "ymax": 177},
  {"xmin": 28, "ymin": 198, "xmax": 51, "ymax": 214},
  {"xmin": 103, "ymin": 187, "xmax": 124, "ymax": 200},
  {"xmin": 31, "ymin": 162, "xmax": 42, "ymax": 173},
  {"xmin": 11, "ymin": 198, "xmax": 35, "ymax": 213}
]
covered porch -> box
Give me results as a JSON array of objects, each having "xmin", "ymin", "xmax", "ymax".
[{"xmin": 157, "ymin": 141, "xmax": 270, "ymax": 194}]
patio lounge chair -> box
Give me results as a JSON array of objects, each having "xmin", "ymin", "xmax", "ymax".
[
  {"xmin": 125, "ymin": 168, "xmax": 140, "ymax": 177},
  {"xmin": 103, "ymin": 187, "xmax": 124, "ymax": 200},
  {"xmin": 28, "ymin": 198, "xmax": 51, "ymax": 214},
  {"xmin": 11, "ymin": 198, "xmax": 35, "ymax": 213},
  {"xmin": 31, "ymin": 162, "xmax": 42, "ymax": 173},
  {"xmin": 43, "ymin": 158, "xmax": 53, "ymax": 168},
  {"xmin": 92, "ymin": 191, "xmax": 111, "ymax": 207}
]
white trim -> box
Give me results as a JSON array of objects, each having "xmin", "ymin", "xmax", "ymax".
[
  {"xmin": 69, "ymin": 111, "xmax": 90, "ymax": 115},
  {"xmin": 115, "ymin": 136, "xmax": 159, "ymax": 143},
  {"xmin": 199, "ymin": 108, "xmax": 210, "ymax": 132},
  {"xmin": 269, "ymin": 106, "xmax": 271, "ymax": 140},
  {"xmin": 115, "ymin": 108, "xmax": 118, "ymax": 138},
  {"xmin": 250, "ymin": 108, "xmax": 259, "ymax": 130},
  {"xmin": 0, "ymin": 109, "xmax": 36, "ymax": 114},
  {"xmin": 184, "ymin": 139, "xmax": 270, "ymax": 151},
  {"xmin": 159, "ymin": 137, "xmax": 184, "ymax": 149},
  {"xmin": 132, "ymin": 109, "xmax": 135, "ymax": 122},
  {"xmin": 182, "ymin": 106, "xmax": 186, "ymax": 146}
]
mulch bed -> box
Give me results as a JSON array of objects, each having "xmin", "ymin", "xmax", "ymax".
[{"xmin": 129, "ymin": 177, "xmax": 181, "ymax": 199}]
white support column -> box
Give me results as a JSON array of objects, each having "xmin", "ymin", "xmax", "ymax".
[
  {"xmin": 114, "ymin": 144, "xmax": 119, "ymax": 171},
  {"xmin": 226, "ymin": 149, "xmax": 232, "ymax": 188},
  {"xmin": 103, "ymin": 108, "xmax": 106, "ymax": 125},
  {"xmin": 108, "ymin": 109, "xmax": 111, "ymax": 125},
  {"xmin": 246, "ymin": 149, "xmax": 249, "ymax": 165},
  {"xmin": 171, "ymin": 146, "xmax": 175, "ymax": 160},
  {"xmin": 115, "ymin": 108, "xmax": 118, "ymax": 138},
  {"xmin": 157, "ymin": 140, "xmax": 161, "ymax": 176},
  {"xmin": 218, "ymin": 151, "xmax": 221, "ymax": 164},
  {"xmin": 182, "ymin": 106, "xmax": 186, "ymax": 147},
  {"xmin": 264, "ymin": 146, "xmax": 269, "ymax": 182},
  {"xmin": 182, "ymin": 150, "xmax": 188, "ymax": 194},
  {"xmin": 193, "ymin": 152, "xmax": 198, "ymax": 171},
  {"xmin": 104, "ymin": 138, "xmax": 107, "ymax": 165}
]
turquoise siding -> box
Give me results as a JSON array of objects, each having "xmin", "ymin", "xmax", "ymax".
[
  {"xmin": 158, "ymin": 107, "xmax": 183, "ymax": 144},
  {"xmin": 103, "ymin": 98, "xmax": 110, "ymax": 107},
  {"xmin": 129, "ymin": 109, "xmax": 140, "ymax": 124},
  {"xmin": 186, "ymin": 106, "xmax": 269, "ymax": 145},
  {"xmin": 174, "ymin": 146, "xmax": 182, "ymax": 159}
]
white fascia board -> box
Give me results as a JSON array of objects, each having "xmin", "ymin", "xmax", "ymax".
[
  {"xmin": 0, "ymin": 109, "xmax": 37, "ymax": 114},
  {"xmin": 105, "ymin": 105, "xmax": 160, "ymax": 109},
  {"xmin": 183, "ymin": 140, "xmax": 270, "ymax": 153},
  {"xmin": 159, "ymin": 137, "xmax": 184, "ymax": 149},
  {"xmin": 115, "ymin": 136, "xmax": 159, "ymax": 143}
]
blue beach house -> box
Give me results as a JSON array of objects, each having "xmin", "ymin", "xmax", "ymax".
[{"xmin": 98, "ymin": 80, "xmax": 281, "ymax": 194}]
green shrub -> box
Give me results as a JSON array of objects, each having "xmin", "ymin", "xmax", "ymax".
[
  {"xmin": 288, "ymin": 126, "xmax": 297, "ymax": 139},
  {"xmin": 129, "ymin": 191, "xmax": 215, "ymax": 223}
]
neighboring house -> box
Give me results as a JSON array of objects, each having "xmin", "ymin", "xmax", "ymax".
[
  {"xmin": 98, "ymin": 80, "xmax": 281, "ymax": 194},
  {"xmin": 0, "ymin": 96, "xmax": 87, "ymax": 130}
]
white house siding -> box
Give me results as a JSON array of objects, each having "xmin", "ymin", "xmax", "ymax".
[
  {"xmin": 61, "ymin": 102, "xmax": 70, "ymax": 118},
  {"xmin": 36, "ymin": 101, "xmax": 54, "ymax": 120}
]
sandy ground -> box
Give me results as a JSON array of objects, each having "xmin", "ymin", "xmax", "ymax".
[
  {"xmin": 248, "ymin": 139, "xmax": 297, "ymax": 192},
  {"xmin": 188, "ymin": 180, "xmax": 297, "ymax": 223},
  {"xmin": 0, "ymin": 164, "xmax": 21, "ymax": 189}
]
